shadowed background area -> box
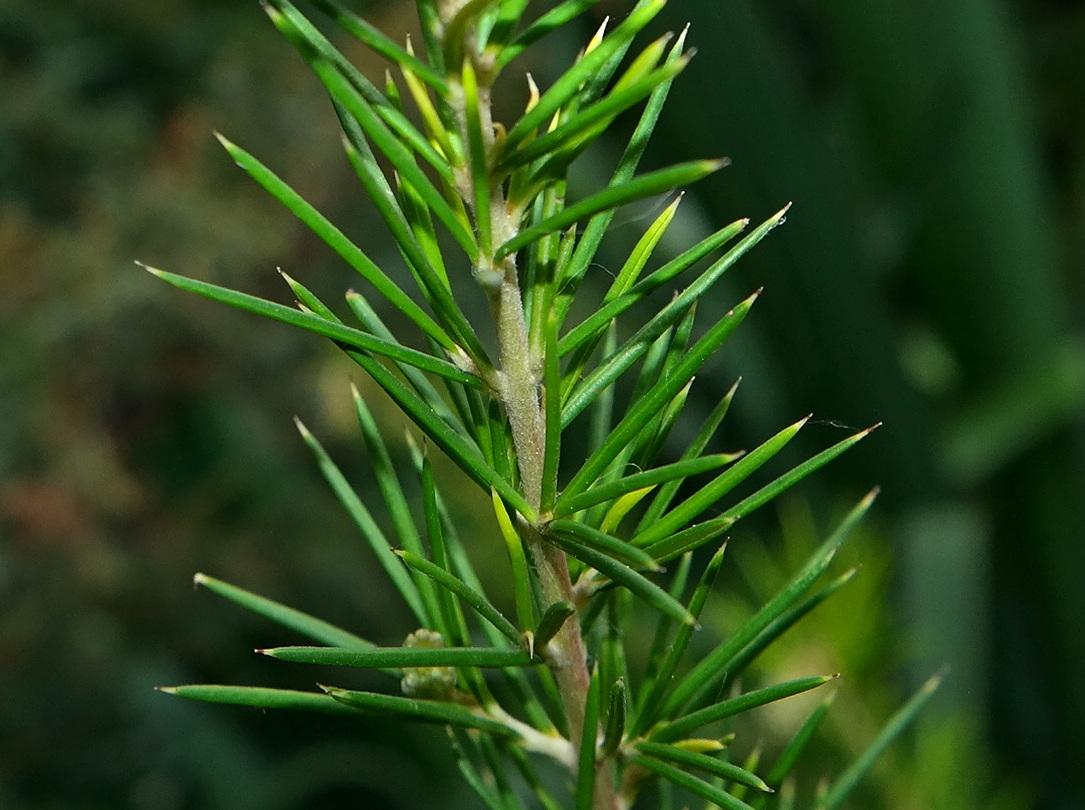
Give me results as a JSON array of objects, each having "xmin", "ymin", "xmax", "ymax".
[{"xmin": 1, "ymin": 0, "xmax": 1081, "ymax": 808}]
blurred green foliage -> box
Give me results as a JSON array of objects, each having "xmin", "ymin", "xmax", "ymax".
[{"xmin": 1, "ymin": 0, "xmax": 1081, "ymax": 808}]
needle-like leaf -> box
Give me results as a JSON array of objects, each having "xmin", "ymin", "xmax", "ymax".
[
  {"xmin": 259, "ymin": 645, "xmax": 534, "ymax": 669},
  {"xmin": 320, "ymin": 685, "xmax": 521, "ymax": 737},
  {"xmin": 194, "ymin": 573, "xmax": 375, "ymax": 649}
]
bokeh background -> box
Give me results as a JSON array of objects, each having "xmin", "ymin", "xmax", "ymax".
[{"xmin": 2, "ymin": 0, "xmax": 1082, "ymax": 808}]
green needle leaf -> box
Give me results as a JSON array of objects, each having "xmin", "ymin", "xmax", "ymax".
[
  {"xmin": 553, "ymin": 454, "xmax": 740, "ymax": 519},
  {"xmin": 494, "ymin": 0, "xmax": 601, "ymax": 71},
  {"xmin": 346, "ymin": 351, "xmax": 536, "ymax": 521},
  {"xmin": 395, "ymin": 549, "xmax": 524, "ymax": 646},
  {"xmin": 767, "ymin": 692, "xmax": 836, "ymax": 786},
  {"xmin": 660, "ymin": 490, "xmax": 877, "ymax": 716},
  {"xmin": 320, "ymin": 685, "xmax": 521, "ymax": 737},
  {"xmin": 565, "ymin": 291, "xmax": 757, "ymax": 499},
  {"xmin": 720, "ymin": 424, "xmax": 881, "ymax": 524},
  {"xmin": 499, "ymin": 0, "xmax": 666, "ymax": 152},
  {"xmin": 633, "ymin": 414, "xmax": 810, "ymax": 549},
  {"xmin": 259, "ymin": 645, "xmax": 534, "ymax": 669},
  {"xmin": 144, "ymin": 264, "xmax": 478, "ymax": 387},
  {"xmin": 549, "ymin": 519, "xmax": 660, "ymax": 571},
  {"xmin": 628, "ymin": 754, "xmax": 761, "ymax": 810},
  {"xmin": 652, "ymin": 675, "xmax": 837, "ymax": 743},
  {"xmin": 157, "ymin": 684, "xmax": 363, "ymax": 716},
  {"xmin": 575, "ymin": 665, "xmax": 602, "ymax": 810},
  {"xmin": 311, "ymin": 0, "xmax": 447, "ymax": 92},
  {"xmin": 209, "ymin": 133, "xmax": 452, "ymax": 350},
  {"xmin": 498, "ymin": 160, "xmax": 726, "ymax": 260},
  {"xmin": 293, "ymin": 417, "xmax": 429, "ymax": 624},
  {"xmin": 546, "ymin": 532, "xmax": 694, "ymax": 626},
  {"xmin": 630, "ymin": 542, "xmax": 726, "ymax": 737},
  {"xmin": 194, "ymin": 573, "xmax": 375, "ymax": 649},
  {"xmin": 634, "ymin": 741, "xmax": 773, "ymax": 793}
]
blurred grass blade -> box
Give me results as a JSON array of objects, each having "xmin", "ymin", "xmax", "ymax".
[
  {"xmin": 653, "ymin": 675, "xmax": 837, "ymax": 743},
  {"xmin": 194, "ymin": 573, "xmax": 375, "ymax": 649},
  {"xmin": 815, "ymin": 672, "xmax": 944, "ymax": 810},
  {"xmin": 629, "ymin": 754, "xmax": 760, "ymax": 810},
  {"xmin": 157, "ymin": 685, "xmax": 363, "ymax": 716},
  {"xmin": 396, "ymin": 549, "xmax": 523, "ymax": 646},
  {"xmin": 320, "ymin": 685, "xmax": 520, "ymax": 737},
  {"xmin": 144, "ymin": 265, "xmax": 478, "ymax": 386},
  {"xmin": 632, "ymin": 414, "xmax": 810, "ymax": 549},
  {"xmin": 767, "ymin": 692, "xmax": 836, "ymax": 786},
  {"xmin": 293, "ymin": 417, "xmax": 429, "ymax": 624},
  {"xmin": 634, "ymin": 741, "xmax": 772, "ymax": 793},
  {"xmin": 722, "ymin": 569, "xmax": 858, "ymax": 690},
  {"xmin": 555, "ymin": 454, "xmax": 740, "ymax": 519},
  {"xmin": 259, "ymin": 645, "xmax": 534, "ymax": 668},
  {"xmin": 499, "ymin": 160, "xmax": 725, "ymax": 259}
]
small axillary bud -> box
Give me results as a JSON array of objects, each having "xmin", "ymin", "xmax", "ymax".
[
  {"xmin": 473, "ymin": 260, "xmax": 504, "ymax": 292},
  {"xmin": 400, "ymin": 628, "xmax": 458, "ymax": 699}
]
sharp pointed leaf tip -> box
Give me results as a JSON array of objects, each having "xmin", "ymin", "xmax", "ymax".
[
  {"xmin": 154, "ymin": 686, "xmax": 178, "ymax": 694},
  {"xmin": 193, "ymin": 572, "xmax": 209, "ymax": 588}
]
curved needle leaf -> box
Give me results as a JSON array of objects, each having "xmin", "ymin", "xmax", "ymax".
[
  {"xmin": 498, "ymin": 160, "xmax": 726, "ymax": 260},
  {"xmin": 259, "ymin": 645, "xmax": 535, "ymax": 669}
]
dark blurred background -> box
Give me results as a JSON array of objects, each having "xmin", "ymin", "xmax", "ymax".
[{"xmin": 1, "ymin": 0, "xmax": 1081, "ymax": 808}]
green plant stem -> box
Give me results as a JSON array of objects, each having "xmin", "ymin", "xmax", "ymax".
[{"xmin": 449, "ymin": 34, "xmax": 613, "ymax": 810}]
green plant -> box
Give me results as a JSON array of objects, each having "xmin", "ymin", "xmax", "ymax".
[{"xmin": 146, "ymin": 1, "xmax": 939, "ymax": 807}]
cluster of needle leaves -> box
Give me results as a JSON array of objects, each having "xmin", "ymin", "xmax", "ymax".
[{"xmin": 147, "ymin": 1, "xmax": 940, "ymax": 808}]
